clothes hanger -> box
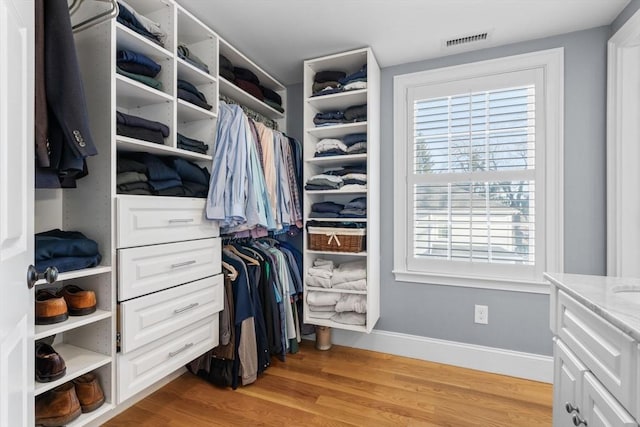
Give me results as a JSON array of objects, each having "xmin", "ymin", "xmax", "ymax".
[
  {"xmin": 71, "ymin": 0, "xmax": 119, "ymax": 33},
  {"xmin": 221, "ymin": 261, "xmax": 238, "ymax": 281},
  {"xmin": 224, "ymin": 244, "xmax": 260, "ymax": 266}
]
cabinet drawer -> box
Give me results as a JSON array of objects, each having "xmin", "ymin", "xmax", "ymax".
[
  {"xmin": 557, "ymin": 290, "xmax": 637, "ymax": 411},
  {"xmin": 119, "ymin": 275, "xmax": 223, "ymax": 353},
  {"xmin": 117, "ymin": 196, "xmax": 219, "ymax": 248},
  {"xmin": 117, "ymin": 315, "xmax": 218, "ymax": 403},
  {"xmin": 582, "ymin": 372, "xmax": 638, "ymax": 427},
  {"xmin": 118, "ymin": 238, "xmax": 221, "ymax": 301}
]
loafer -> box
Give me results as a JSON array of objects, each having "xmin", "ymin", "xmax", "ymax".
[
  {"xmin": 35, "ymin": 290, "xmax": 68, "ymax": 325},
  {"xmin": 35, "ymin": 342, "xmax": 66, "ymax": 383},
  {"xmin": 35, "ymin": 382, "xmax": 81, "ymax": 427},
  {"xmin": 73, "ymin": 372, "xmax": 105, "ymax": 413},
  {"xmin": 58, "ymin": 285, "xmax": 96, "ymax": 316}
]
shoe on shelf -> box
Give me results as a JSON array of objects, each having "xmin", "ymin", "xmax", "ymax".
[
  {"xmin": 35, "ymin": 342, "xmax": 66, "ymax": 383},
  {"xmin": 57, "ymin": 284, "xmax": 97, "ymax": 316},
  {"xmin": 73, "ymin": 372, "xmax": 105, "ymax": 413},
  {"xmin": 35, "ymin": 382, "xmax": 81, "ymax": 427},
  {"xmin": 35, "ymin": 290, "xmax": 68, "ymax": 325}
]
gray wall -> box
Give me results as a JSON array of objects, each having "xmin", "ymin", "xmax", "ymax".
[{"xmin": 289, "ymin": 26, "xmax": 611, "ymax": 356}]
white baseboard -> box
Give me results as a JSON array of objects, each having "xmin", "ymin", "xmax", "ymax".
[{"xmin": 331, "ymin": 329, "xmax": 553, "ymax": 383}]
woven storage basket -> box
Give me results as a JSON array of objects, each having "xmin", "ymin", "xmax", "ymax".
[{"xmin": 308, "ymin": 226, "xmax": 366, "ymax": 253}]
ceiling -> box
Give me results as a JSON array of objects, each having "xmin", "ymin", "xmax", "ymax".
[{"xmin": 180, "ymin": 0, "xmax": 630, "ymax": 85}]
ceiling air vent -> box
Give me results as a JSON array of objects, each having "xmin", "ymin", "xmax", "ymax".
[{"xmin": 444, "ymin": 32, "xmax": 489, "ymax": 48}]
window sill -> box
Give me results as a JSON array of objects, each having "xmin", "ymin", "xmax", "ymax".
[{"xmin": 392, "ymin": 270, "xmax": 551, "ymax": 294}]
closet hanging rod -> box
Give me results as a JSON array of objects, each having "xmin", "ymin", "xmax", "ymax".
[
  {"xmin": 71, "ymin": 0, "xmax": 119, "ymax": 33},
  {"xmin": 219, "ymin": 95, "xmax": 279, "ymax": 131}
]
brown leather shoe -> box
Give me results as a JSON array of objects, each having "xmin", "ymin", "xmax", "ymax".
[
  {"xmin": 73, "ymin": 372, "xmax": 105, "ymax": 413},
  {"xmin": 58, "ymin": 285, "xmax": 96, "ymax": 316},
  {"xmin": 35, "ymin": 382, "xmax": 81, "ymax": 426},
  {"xmin": 35, "ymin": 342, "xmax": 66, "ymax": 383},
  {"xmin": 35, "ymin": 290, "xmax": 68, "ymax": 325}
]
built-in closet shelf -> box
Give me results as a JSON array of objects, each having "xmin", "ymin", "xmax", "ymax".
[
  {"xmin": 305, "ymin": 154, "xmax": 368, "ymax": 167},
  {"xmin": 116, "ymin": 135, "xmax": 212, "ymax": 161},
  {"xmin": 305, "ymin": 218, "xmax": 367, "ymax": 223},
  {"xmin": 67, "ymin": 404, "xmax": 115, "ymax": 427},
  {"xmin": 177, "ymin": 58, "xmax": 216, "ymax": 85},
  {"xmin": 307, "ymin": 89, "xmax": 368, "ymax": 111},
  {"xmin": 306, "ymin": 318, "xmax": 367, "ymax": 333},
  {"xmin": 306, "ymin": 288, "xmax": 367, "ymax": 295},
  {"xmin": 307, "ymin": 250, "xmax": 368, "ymax": 257},
  {"xmin": 35, "ymin": 265, "xmax": 112, "ymax": 286},
  {"xmin": 34, "ymin": 344, "xmax": 111, "ymax": 396},
  {"xmin": 35, "ymin": 310, "xmax": 112, "ymax": 341},
  {"xmin": 176, "ymin": 5, "xmax": 215, "ymax": 45},
  {"xmin": 177, "ymin": 99, "xmax": 216, "ymax": 122},
  {"xmin": 305, "ymin": 189, "xmax": 368, "ymax": 195},
  {"xmin": 218, "ymin": 77, "xmax": 284, "ymax": 120},
  {"xmin": 115, "ymin": 22, "xmax": 173, "ymax": 60},
  {"xmin": 116, "ymin": 75, "xmax": 173, "ymax": 108},
  {"xmin": 306, "ymin": 122, "xmax": 368, "ymax": 139},
  {"xmin": 218, "ymin": 37, "xmax": 284, "ymax": 92}
]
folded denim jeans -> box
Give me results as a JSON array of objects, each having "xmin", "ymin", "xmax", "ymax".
[
  {"xmin": 35, "ymin": 229, "xmax": 100, "ymax": 261},
  {"xmin": 342, "ymin": 132, "xmax": 367, "ymax": 146},
  {"xmin": 117, "ymin": 49, "xmax": 161, "ymax": 77},
  {"xmin": 169, "ymin": 158, "xmax": 209, "ymax": 185},
  {"xmin": 36, "ymin": 254, "xmax": 102, "ymax": 274},
  {"xmin": 311, "ymin": 201, "xmax": 344, "ymax": 213}
]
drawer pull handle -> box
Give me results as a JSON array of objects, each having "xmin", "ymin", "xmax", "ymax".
[
  {"xmin": 171, "ymin": 260, "xmax": 197, "ymax": 269},
  {"xmin": 565, "ymin": 402, "xmax": 579, "ymax": 414},
  {"xmin": 174, "ymin": 302, "xmax": 199, "ymax": 314},
  {"xmin": 572, "ymin": 414, "xmax": 587, "ymax": 426},
  {"xmin": 168, "ymin": 342, "xmax": 193, "ymax": 357},
  {"xmin": 168, "ymin": 218, "xmax": 194, "ymax": 224}
]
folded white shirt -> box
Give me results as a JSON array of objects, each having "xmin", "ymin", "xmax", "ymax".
[
  {"xmin": 335, "ymin": 294, "xmax": 367, "ymax": 314},
  {"xmin": 343, "ymin": 81, "xmax": 367, "ymax": 91},
  {"xmin": 342, "ymin": 173, "xmax": 367, "ymax": 182},
  {"xmin": 308, "ymin": 174, "xmax": 344, "ymax": 184},
  {"xmin": 332, "ymin": 279, "xmax": 367, "ymax": 291},
  {"xmin": 316, "ymin": 138, "xmax": 348, "ymax": 153},
  {"xmin": 340, "ymin": 184, "xmax": 367, "ymax": 192},
  {"xmin": 307, "ymin": 291, "xmax": 341, "ymax": 306}
]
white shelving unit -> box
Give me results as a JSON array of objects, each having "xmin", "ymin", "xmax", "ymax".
[{"xmin": 302, "ymin": 47, "xmax": 381, "ymax": 333}]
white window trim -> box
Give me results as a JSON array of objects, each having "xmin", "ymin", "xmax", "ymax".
[{"xmin": 393, "ymin": 48, "xmax": 564, "ymax": 294}]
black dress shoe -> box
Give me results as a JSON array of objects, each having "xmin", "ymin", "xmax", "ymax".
[{"xmin": 35, "ymin": 342, "xmax": 66, "ymax": 383}]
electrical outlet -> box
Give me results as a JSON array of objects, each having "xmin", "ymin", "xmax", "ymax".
[{"xmin": 474, "ymin": 304, "xmax": 488, "ymax": 324}]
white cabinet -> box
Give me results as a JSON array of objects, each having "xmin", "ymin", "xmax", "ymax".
[
  {"xmin": 302, "ymin": 48, "xmax": 380, "ymax": 332},
  {"xmin": 549, "ymin": 278, "xmax": 639, "ymax": 427}
]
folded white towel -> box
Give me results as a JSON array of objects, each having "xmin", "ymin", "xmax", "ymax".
[
  {"xmin": 305, "ymin": 275, "xmax": 332, "ymax": 288},
  {"xmin": 307, "ymin": 310, "xmax": 335, "ymax": 319},
  {"xmin": 331, "ymin": 312, "xmax": 366, "ymax": 325},
  {"xmin": 307, "ymin": 291, "xmax": 341, "ymax": 306},
  {"xmin": 314, "ymin": 258, "xmax": 334, "ymax": 268},
  {"xmin": 335, "ymin": 294, "xmax": 367, "ymax": 314},
  {"xmin": 332, "ymin": 266, "xmax": 367, "ymax": 285},
  {"xmin": 306, "ymin": 304, "xmax": 336, "ymax": 312},
  {"xmin": 338, "ymin": 260, "xmax": 367, "ymax": 271},
  {"xmin": 308, "ymin": 267, "xmax": 332, "ymax": 279},
  {"xmin": 332, "ymin": 279, "xmax": 367, "ymax": 291}
]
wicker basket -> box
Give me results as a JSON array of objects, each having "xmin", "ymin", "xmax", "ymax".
[{"xmin": 308, "ymin": 226, "xmax": 366, "ymax": 253}]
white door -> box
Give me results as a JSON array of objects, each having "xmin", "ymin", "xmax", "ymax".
[{"xmin": 0, "ymin": 0, "xmax": 35, "ymax": 425}]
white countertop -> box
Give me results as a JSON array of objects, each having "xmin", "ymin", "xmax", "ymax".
[{"xmin": 544, "ymin": 272, "xmax": 640, "ymax": 342}]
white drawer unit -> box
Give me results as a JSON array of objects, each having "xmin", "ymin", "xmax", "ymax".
[
  {"xmin": 556, "ymin": 290, "xmax": 636, "ymax": 410},
  {"xmin": 582, "ymin": 372, "xmax": 637, "ymax": 427},
  {"xmin": 116, "ymin": 196, "xmax": 219, "ymax": 248},
  {"xmin": 118, "ymin": 238, "xmax": 221, "ymax": 300},
  {"xmin": 119, "ymin": 275, "xmax": 223, "ymax": 353},
  {"xmin": 118, "ymin": 315, "xmax": 219, "ymax": 402}
]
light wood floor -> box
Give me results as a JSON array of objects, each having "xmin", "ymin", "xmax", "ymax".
[{"xmin": 104, "ymin": 340, "xmax": 552, "ymax": 426}]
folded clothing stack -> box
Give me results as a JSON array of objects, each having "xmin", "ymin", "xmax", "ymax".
[
  {"xmin": 219, "ymin": 55, "xmax": 235, "ymax": 82},
  {"xmin": 177, "ymin": 133, "xmax": 209, "ymax": 154},
  {"xmin": 343, "ymin": 132, "xmax": 367, "ymax": 154},
  {"xmin": 35, "ymin": 229, "xmax": 101, "ymax": 274},
  {"xmin": 117, "ymin": 152, "xmax": 210, "ymax": 197},
  {"xmin": 177, "ymin": 44, "xmax": 209, "ymax": 74},
  {"xmin": 178, "ymin": 79, "xmax": 212, "ymax": 110},
  {"xmin": 311, "ymin": 64, "xmax": 368, "ymax": 97},
  {"xmin": 261, "ymin": 85, "xmax": 284, "ymax": 113},
  {"xmin": 116, "ymin": 49, "xmax": 162, "ymax": 90},
  {"xmin": 306, "ymin": 165, "xmax": 367, "ymax": 191},
  {"xmin": 314, "ymin": 135, "xmax": 366, "ymax": 157},
  {"xmin": 117, "ymin": 1, "xmax": 166, "ymax": 47},
  {"xmin": 313, "ymin": 104, "xmax": 367, "ymax": 127},
  {"xmin": 304, "ymin": 173, "xmax": 343, "ymax": 191},
  {"xmin": 309, "ymin": 197, "xmax": 366, "ymax": 219},
  {"xmin": 234, "ymin": 67, "xmax": 263, "ymax": 100},
  {"xmin": 116, "ymin": 111, "xmax": 169, "ymax": 145}
]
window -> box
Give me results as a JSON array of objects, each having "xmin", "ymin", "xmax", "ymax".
[{"xmin": 393, "ymin": 49, "xmax": 564, "ymax": 292}]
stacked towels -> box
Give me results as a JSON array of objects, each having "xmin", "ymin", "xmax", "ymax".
[
  {"xmin": 306, "ymin": 259, "xmax": 367, "ymax": 326},
  {"xmin": 117, "ymin": 152, "xmax": 210, "ymax": 197},
  {"xmin": 305, "ymin": 165, "xmax": 367, "ymax": 191},
  {"xmin": 309, "ymin": 197, "xmax": 367, "ymax": 219},
  {"xmin": 117, "ymin": 1, "xmax": 166, "ymax": 47},
  {"xmin": 117, "ymin": 49, "xmax": 162, "ymax": 90},
  {"xmin": 314, "ymin": 134, "xmax": 367, "ymax": 157},
  {"xmin": 177, "ymin": 79, "xmax": 212, "ymax": 110},
  {"xmin": 313, "ymin": 104, "xmax": 367, "ymax": 127},
  {"xmin": 177, "ymin": 133, "xmax": 209, "ymax": 154},
  {"xmin": 177, "ymin": 44, "xmax": 209, "ymax": 74},
  {"xmin": 311, "ymin": 64, "xmax": 368, "ymax": 97},
  {"xmin": 35, "ymin": 229, "xmax": 101, "ymax": 274},
  {"xmin": 116, "ymin": 111, "xmax": 169, "ymax": 145}
]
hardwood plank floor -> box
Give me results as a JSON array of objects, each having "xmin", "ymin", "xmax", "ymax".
[{"xmin": 104, "ymin": 340, "xmax": 552, "ymax": 426}]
